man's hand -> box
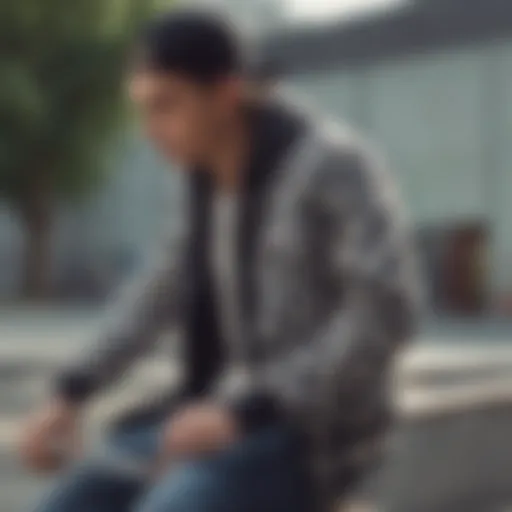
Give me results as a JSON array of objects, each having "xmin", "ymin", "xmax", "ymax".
[
  {"xmin": 162, "ymin": 403, "xmax": 240, "ymax": 462},
  {"xmin": 19, "ymin": 399, "xmax": 82, "ymax": 474}
]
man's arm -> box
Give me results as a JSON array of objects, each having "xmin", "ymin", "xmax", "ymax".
[
  {"xmin": 153, "ymin": 141, "xmax": 420, "ymax": 462},
  {"xmin": 56, "ymin": 230, "xmax": 185, "ymax": 404},
  {"xmin": 228, "ymin": 142, "xmax": 421, "ymax": 431}
]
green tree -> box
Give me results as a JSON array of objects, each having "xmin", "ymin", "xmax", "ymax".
[{"xmin": 0, "ymin": 0, "xmax": 154, "ymax": 297}]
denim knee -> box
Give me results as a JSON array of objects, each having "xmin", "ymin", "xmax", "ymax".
[
  {"xmin": 135, "ymin": 463, "xmax": 229, "ymax": 512},
  {"xmin": 135, "ymin": 427, "xmax": 310, "ymax": 512},
  {"xmin": 34, "ymin": 462, "xmax": 143, "ymax": 512}
]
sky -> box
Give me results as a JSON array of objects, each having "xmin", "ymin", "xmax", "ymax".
[{"xmin": 285, "ymin": 0, "xmax": 406, "ymax": 23}]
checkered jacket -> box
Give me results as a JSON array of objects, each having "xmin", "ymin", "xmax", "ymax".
[{"xmin": 58, "ymin": 101, "xmax": 420, "ymax": 510}]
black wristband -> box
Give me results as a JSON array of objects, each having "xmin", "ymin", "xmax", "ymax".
[
  {"xmin": 55, "ymin": 371, "xmax": 97, "ymax": 404},
  {"xmin": 229, "ymin": 391, "xmax": 284, "ymax": 433}
]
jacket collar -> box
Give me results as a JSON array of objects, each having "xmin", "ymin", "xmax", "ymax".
[
  {"xmin": 189, "ymin": 96, "xmax": 306, "ymax": 199},
  {"xmin": 184, "ymin": 96, "xmax": 307, "ymax": 369},
  {"xmin": 242, "ymin": 96, "xmax": 307, "ymax": 196}
]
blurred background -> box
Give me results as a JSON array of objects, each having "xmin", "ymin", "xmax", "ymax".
[{"xmin": 2, "ymin": 0, "xmax": 512, "ymax": 511}]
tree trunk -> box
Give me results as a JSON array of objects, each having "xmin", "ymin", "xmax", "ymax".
[{"xmin": 20, "ymin": 188, "xmax": 53, "ymax": 299}]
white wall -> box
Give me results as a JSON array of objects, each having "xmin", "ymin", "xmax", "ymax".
[
  {"xmin": 287, "ymin": 40, "xmax": 512, "ymax": 304},
  {"xmin": 486, "ymin": 39, "xmax": 512, "ymax": 300}
]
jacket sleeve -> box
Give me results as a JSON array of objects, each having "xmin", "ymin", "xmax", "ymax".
[
  {"xmin": 228, "ymin": 144, "xmax": 422, "ymax": 431},
  {"xmin": 55, "ymin": 229, "xmax": 186, "ymax": 404}
]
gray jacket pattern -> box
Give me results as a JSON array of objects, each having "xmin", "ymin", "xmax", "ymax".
[{"xmin": 59, "ymin": 109, "xmax": 420, "ymax": 510}]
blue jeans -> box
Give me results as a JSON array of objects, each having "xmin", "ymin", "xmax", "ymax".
[{"xmin": 34, "ymin": 423, "xmax": 313, "ymax": 512}]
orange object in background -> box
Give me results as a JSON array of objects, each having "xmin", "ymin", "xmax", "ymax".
[
  {"xmin": 497, "ymin": 293, "xmax": 512, "ymax": 317},
  {"xmin": 442, "ymin": 224, "xmax": 488, "ymax": 316},
  {"xmin": 418, "ymin": 222, "xmax": 489, "ymax": 316}
]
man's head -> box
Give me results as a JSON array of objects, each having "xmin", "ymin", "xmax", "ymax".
[{"xmin": 129, "ymin": 9, "xmax": 246, "ymax": 166}]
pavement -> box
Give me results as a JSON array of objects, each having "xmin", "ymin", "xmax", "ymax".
[{"xmin": 2, "ymin": 307, "xmax": 512, "ymax": 511}]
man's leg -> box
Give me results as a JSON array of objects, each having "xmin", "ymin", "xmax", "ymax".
[
  {"xmin": 33, "ymin": 422, "xmax": 162, "ymax": 512},
  {"xmin": 136, "ymin": 426, "xmax": 313, "ymax": 512},
  {"xmin": 33, "ymin": 462, "xmax": 145, "ymax": 512}
]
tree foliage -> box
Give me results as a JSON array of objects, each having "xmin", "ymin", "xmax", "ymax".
[
  {"xmin": 0, "ymin": 0, "xmax": 154, "ymax": 203},
  {"xmin": 0, "ymin": 0, "xmax": 158, "ymax": 295}
]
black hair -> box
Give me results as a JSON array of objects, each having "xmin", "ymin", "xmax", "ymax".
[{"xmin": 135, "ymin": 8, "xmax": 245, "ymax": 84}]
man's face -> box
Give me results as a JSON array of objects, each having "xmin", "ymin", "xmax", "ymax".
[{"xmin": 129, "ymin": 71, "xmax": 240, "ymax": 166}]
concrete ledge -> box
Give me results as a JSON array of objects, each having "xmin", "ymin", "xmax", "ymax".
[
  {"xmin": 3, "ymin": 338, "xmax": 512, "ymax": 439},
  {"xmin": 398, "ymin": 375, "xmax": 512, "ymax": 420}
]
